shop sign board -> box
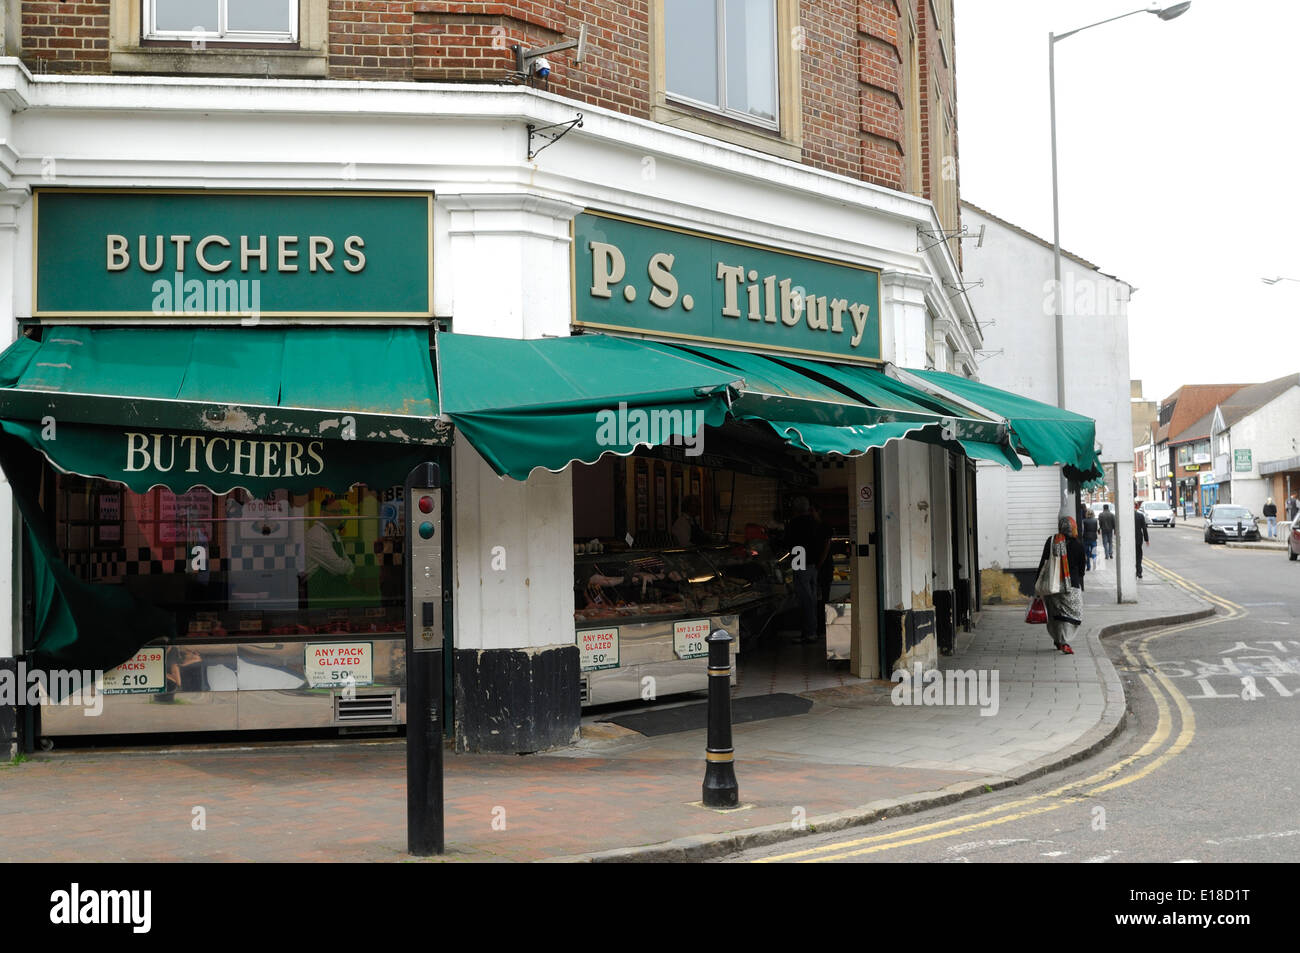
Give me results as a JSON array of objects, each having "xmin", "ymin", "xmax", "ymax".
[
  {"xmin": 573, "ymin": 211, "xmax": 882, "ymax": 364},
  {"xmin": 33, "ymin": 189, "xmax": 433, "ymax": 319},
  {"xmin": 100, "ymin": 648, "xmax": 166, "ymax": 694},
  {"xmin": 304, "ymin": 642, "xmax": 375, "ymax": 688},
  {"xmin": 1234, "ymin": 449, "xmax": 1252, "ymax": 472},
  {"xmin": 578, "ymin": 626, "xmax": 620, "ymax": 671},
  {"xmin": 673, "ymin": 618, "xmax": 711, "ymax": 660}
]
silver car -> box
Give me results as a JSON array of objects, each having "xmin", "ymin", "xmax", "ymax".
[{"xmin": 1141, "ymin": 500, "xmax": 1175, "ymax": 527}]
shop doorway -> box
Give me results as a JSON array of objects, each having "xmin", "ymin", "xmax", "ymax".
[{"xmin": 571, "ymin": 420, "xmax": 881, "ymax": 709}]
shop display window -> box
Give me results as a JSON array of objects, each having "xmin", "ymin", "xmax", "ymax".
[{"xmin": 51, "ymin": 474, "xmax": 406, "ymax": 641}]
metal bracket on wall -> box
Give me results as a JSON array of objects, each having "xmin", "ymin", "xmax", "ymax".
[{"xmin": 527, "ymin": 113, "xmax": 584, "ymax": 161}]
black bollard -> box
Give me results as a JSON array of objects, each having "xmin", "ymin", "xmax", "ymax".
[{"xmin": 702, "ymin": 628, "xmax": 739, "ymax": 808}]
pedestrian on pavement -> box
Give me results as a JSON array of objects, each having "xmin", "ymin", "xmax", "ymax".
[
  {"xmin": 1287, "ymin": 493, "xmax": 1300, "ymax": 523},
  {"xmin": 1134, "ymin": 501, "xmax": 1151, "ymax": 579},
  {"xmin": 786, "ymin": 496, "xmax": 830, "ymax": 644},
  {"xmin": 1082, "ymin": 511, "xmax": 1099, "ymax": 570},
  {"xmin": 1037, "ymin": 515, "xmax": 1085, "ymax": 654},
  {"xmin": 1098, "ymin": 503, "xmax": 1116, "ymax": 559},
  {"xmin": 1263, "ymin": 498, "xmax": 1278, "ymax": 538}
]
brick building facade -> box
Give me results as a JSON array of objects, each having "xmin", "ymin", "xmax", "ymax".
[{"xmin": 13, "ymin": 1, "xmax": 960, "ymax": 231}]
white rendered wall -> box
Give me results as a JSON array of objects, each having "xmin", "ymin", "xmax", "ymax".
[
  {"xmin": 962, "ymin": 205, "xmax": 1136, "ymax": 601},
  {"xmin": 1221, "ymin": 387, "xmax": 1300, "ymax": 513}
]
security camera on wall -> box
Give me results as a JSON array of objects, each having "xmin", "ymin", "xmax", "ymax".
[{"xmin": 513, "ymin": 23, "xmax": 588, "ymax": 82}]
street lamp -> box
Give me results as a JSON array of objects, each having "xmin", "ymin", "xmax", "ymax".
[
  {"xmin": 1049, "ymin": 3, "xmax": 1191, "ymax": 517},
  {"xmin": 1262, "ymin": 276, "xmax": 1300, "ymax": 285}
]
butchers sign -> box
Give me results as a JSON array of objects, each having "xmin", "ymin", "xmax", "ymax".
[
  {"xmin": 33, "ymin": 189, "xmax": 432, "ymax": 319},
  {"xmin": 100, "ymin": 648, "xmax": 166, "ymax": 695},
  {"xmin": 673, "ymin": 619, "xmax": 711, "ymax": 660},
  {"xmin": 574, "ymin": 211, "xmax": 882, "ymax": 364},
  {"xmin": 305, "ymin": 642, "xmax": 374, "ymax": 688},
  {"xmin": 578, "ymin": 627, "xmax": 620, "ymax": 672}
]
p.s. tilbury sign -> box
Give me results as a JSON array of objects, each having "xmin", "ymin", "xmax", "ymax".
[
  {"xmin": 573, "ymin": 211, "xmax": 882, "ymax": 364},
  {"xmin": 34, "ymin": 189, "xmax": 432, "ymax": 320}
]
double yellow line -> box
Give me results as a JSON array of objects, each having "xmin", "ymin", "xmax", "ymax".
[{"xmin": 755, "ymin": 562, "xmax": 1242, "ymax": 863}]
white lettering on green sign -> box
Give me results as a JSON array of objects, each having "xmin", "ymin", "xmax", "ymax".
[
  {"xmin": 124, "ymin": 432, "xmax": 325, "ymax": 479},
  {"xmin": 106, "ymin": 234, "xmax": 366, "ymax": 274}
]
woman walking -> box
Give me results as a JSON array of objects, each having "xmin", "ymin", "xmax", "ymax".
[{"xmin": 1036, "ymin": 515, "xmax": 1086, "ymax": 655}]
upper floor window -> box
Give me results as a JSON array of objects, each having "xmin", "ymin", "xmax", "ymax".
[
  {"xmin": 664, "ymin": 0, "xmax": 777, "ymax": 128},
  {"xmin": 144, "ymin": 0, "xmax": 299, "ymax": 44}
]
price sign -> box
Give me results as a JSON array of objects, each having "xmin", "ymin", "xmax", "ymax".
[
  {"xmin": 100, "ymin": 648, "xmax": 166, "ymax": 695},
  {"xmin": 304, "ymin": 642, "xmax": 374, "ymax": 688},
  {"xmin": 673, "ymin": 618, "xmax": 711, "ymax": 660},
  {"xmin": 578, "ymin": 627, "xmax": 620, "ymax": 672}
]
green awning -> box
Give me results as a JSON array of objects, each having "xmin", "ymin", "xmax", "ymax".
[
  {"xmin": 0, "ymin": 326, "xmax": 450, "ymax": 672},
  {"xmin": 437, "ymin": 333, "xmax": 1027, "ymax": 478},
  {"xmin": 905, "ymin": 368, "xmax": 1103, "ymax": 480},
  {"xmin": 435, "ymin": 333, "xmax": 741, "ymax": 480},
  {"xmin": 0, "ymin": 326, "xmax": 446, "ymax": 445}
]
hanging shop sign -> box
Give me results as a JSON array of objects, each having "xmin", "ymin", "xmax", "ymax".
[
  {"xmin": 1233, "ymin": 449, "xmax": 1253, "ymax": 472},
  {"xmin": 573, "ymin": 211, "xmax": 882, "ymax": 364},
  {"xmin": 578, "ymin": 626, "xmax": 620, "ymax": 672},
  {"xmin": 33, "ymin": 189, "xmax": 433, "ymax": 319}
]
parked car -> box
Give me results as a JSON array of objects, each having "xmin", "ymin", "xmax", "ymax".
[
  {"xmin": 1141, "ymin": 500, "xmax": 1175, "ymax": 527},
  {"xmin": 1290, "ymin": 519, "xmax": 1300, "ymax": 561},
  {"xmin": 1204, "ymin": 504, "xmax": 1260, "ymax": 544}
]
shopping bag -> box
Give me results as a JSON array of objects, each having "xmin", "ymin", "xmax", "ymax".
[
  {"xmin": 1033, "ymin": 543, "xmax": 1062, "ymax": 596},
  {"xmin": 1025, "ymin": 597, "xmax": 1048, "ymax": 624}
]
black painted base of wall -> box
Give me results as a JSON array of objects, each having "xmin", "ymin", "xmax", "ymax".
[
  {"xmin": 0, "ymin": 658, "xmax": 16, "ymax": 753},
  {"xmin": 934, "ymin": 590, "xmax": 955, "ymax": 655},
  {"xmin": 882, "ymin": 608, "xmax": 937, "ymax": 676},
  {"xmin": 453, "ymin": 645, "xmax": 581, "ymax": 754},
  {"xmin": 955, "ymin": 579, "xmax": 972, "ymax": 631}
]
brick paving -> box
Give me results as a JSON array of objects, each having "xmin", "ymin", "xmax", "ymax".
[{"xmin": 0, "ymin": 574, "xmax": 1210, "ymax": 862}]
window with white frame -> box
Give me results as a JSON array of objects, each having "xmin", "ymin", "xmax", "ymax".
[
  {"xmin": 664, "ymin": 0, "xmax": 778, "ymax": 127},
  {"xmin": 145, "ymin": 1, "xmax": 298, "ymax": 44}
]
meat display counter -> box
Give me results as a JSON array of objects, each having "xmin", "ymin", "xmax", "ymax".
[{"xmin": 574, "ymin": 547, "xmax": 756, "ymax": 706}]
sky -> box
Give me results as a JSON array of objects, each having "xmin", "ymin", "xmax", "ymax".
[{"xmin": 954, "ymin": 0, "xmax": 1300, "ymax": 406}]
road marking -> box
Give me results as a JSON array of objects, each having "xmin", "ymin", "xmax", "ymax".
[
  {"xmin": 756, "ymin": 562, "xmax": 1243, "ymax": 864},
  {"xmin": 1205, "ymin": 829, "xmax": 1300, "ymax": 846}
]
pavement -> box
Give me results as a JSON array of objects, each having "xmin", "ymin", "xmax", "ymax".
[{"xmin": 0, "ymin": 565, "xmax": 1214, "ymax": 863}]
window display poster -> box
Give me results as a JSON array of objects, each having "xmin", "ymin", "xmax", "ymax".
[
  {"xmin": 95, "ymin": 490, "xmax": 122, "ymax": 546},
  {"xmin": 379, "ymin": 485, "xmax": 404, "ymax": 539},
  {"xmin": 237, "ymin": 490, "xmax": 290, "ymax": 540},
  {"xmin": 139, "ymin": 487, "xmax": 214, "ymax": 546},
  {"xmin": 100, "ymin": 648, "xmax": 166, "ymax": 695},
  {"xmin": 308, "ymin": 487, "xmax": 359, "ymax": 538},
  {"xmin": 578, "ymin": 627, "xmax": 620, "ymax": 672},
  {"xmin": 673, "ymin": 618, "xmax": 710, "ymax": 660},
  {"xmin": 304, "ymin": 642, "xmax": 375, "ymax": 688}
]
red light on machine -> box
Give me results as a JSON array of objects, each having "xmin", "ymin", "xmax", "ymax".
[{"xmin": 418, "ymin": 495, "xmax": 434, "ymax": 514}]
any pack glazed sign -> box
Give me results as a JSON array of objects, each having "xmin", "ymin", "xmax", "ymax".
[
  {"xmin": 33, "ymin": 189, "xmax": 432, "ymax": 319},
  {"xmin": 573, "ymin": 211, "xmax": 882, "ymax": 364}
]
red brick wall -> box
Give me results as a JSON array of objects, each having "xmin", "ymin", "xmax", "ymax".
[
  {"xmin": 331, "ymin": 1, "xmax": 414, "ymax": 80},
  {"xmin": 16, "ymin": 0, "xmax": 950, "ymax": 199},
  {"xmin": 21, "ymin": 0, "xmax": 109, "ymax": 74}
]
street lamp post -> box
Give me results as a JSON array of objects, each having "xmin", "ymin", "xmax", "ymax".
[{"xmin": 1049, "ymin": 2, "xmax": 1191, "ymax": 517}]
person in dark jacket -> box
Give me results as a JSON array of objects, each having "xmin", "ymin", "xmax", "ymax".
[
  {"xmin": 1082, "ymin": 512, "xmax": 1100, "ymax": 570},
  {"xmin": 1037, "ymin": 515, "xmax": 1085, "ymax": 654},
  {"xmin": 1134, "ymin": 501, "xmax": 1151, "ymax": 579},
  {"xmin": 1098, "ymin": 503, "xmax": 1116, "ymax": 559},
  {"xmin": 1263, "ymin": 498, "xmax": 1278, "ymax": 538}
]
